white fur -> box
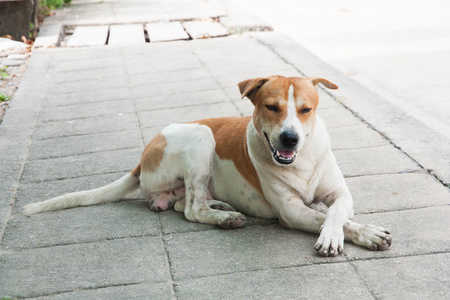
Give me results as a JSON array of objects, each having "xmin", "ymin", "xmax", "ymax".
[{"xmin": 23, "ymin": 174, "xmax": 139, "ymax": 214}]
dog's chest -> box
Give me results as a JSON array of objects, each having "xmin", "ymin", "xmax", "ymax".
[{"xmin": 209, "ymin": 154, "xmax": 276, "ymax": 218}]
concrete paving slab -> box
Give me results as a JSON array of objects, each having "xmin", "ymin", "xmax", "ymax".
[
  {"xmin": 42, "ymin": 87, "xmax": 130, "ymax": 108},
  {"xmin": 46, "ymin": 75, "xmax": 128, "ymax": 95},
  {"xmin": 131, "ymin": 78, "xmax": 222, "ymax": 99},
  {"xmin": 3, "ymin": 201, "xmax": 158, "ymax": 250},
  {"xmin": 334, "ymin": 145, "xmax": 421, "ymax": 177},
  {"xmin": 49, "ymin": 55, "xmax": 123, "ymax": 74},
  {"xmin": 352, "ymin": 253, "xmax": 450, "ymax": 299},
  {"xmin": 183, "ymin": 21, "xmax": 228, "ymax": 39},
  {"xmin": 134, "ymin": 89, "xmax": 230, "ymax": 112},
  {"xmin": 328, "ymin": 124, "xmax": 389, "ymax": 150},
  {"xmin": 348, "ymin": 173, "xmax": 450, "ymax": 214},
  {"xmin": 147, "ymin": 22, "xmax": 190, "ymax": 42},
  {"xmin": 108, "ymin": 24, "xmax": 146, "ymax": 45},
  {"xmin": 0, "ymin": 237, "xmax": 168, "ymax": 298},
  {"xmin": 38, "ymin": 99, "xmax": 135, "ymax": 122},
  {"xmin": 20, "ymin": 148, "xmax": 143, "ymax": 184},
  {"xmin": 32, "ymin": 283, "xmax": 172, "ymax": 300},
  {"xmin": 47, "ymin": 46, "xmax": 120, "ymax": 63},
  {"xmin": 33, "ymin": 22, "xmax": 61, "ymax": 48},
  {"xmin": 165, "ymin": 224, "xmax": 345, "ymax": 280},
  {"xmin": 345, "ymin": 206, "xmax": 450, "ymax": 259},
  {"xmin": 66, "ymin": 25, "xmax": 109, "ymax": 47},
  {"xmin": 33, "ymin": 113, "xmax": 139, "ymax": 140},
  {"xmin": 27, "ymin": 130, "xmax": 143, "ymax": 160},
  {"xmin": 138, "ymin": 102, "xmax": 240, "ymax": 128},
  {"xmin": 128, "ymin": 68, "xmax": 211, "ymax": 86},
  {"xmin": 175, "ymin": 262, "xmax": 373, "ymax": 300},
  {"xmin": 127, "ymin": 58, "xmax": 204, "ymax": 76},
  {"xmin": 141, "ymin": 126, "xmax": 166, "ymax": 144},
  {"xmin": 32, "ymin": 282, "xmax": 172, "ymax": 300},
  {"xmin": 234, "ymin": 100, "xmax": 255, "ymax": 116},
  {"xmin": 318, "ymin": 106, "xmax": 362, "ymax": 128},
  {"xmin": 46, "ymin": 68, "xmax": 123, "ymax": 85}
]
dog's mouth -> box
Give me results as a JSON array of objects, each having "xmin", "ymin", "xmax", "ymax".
[{"xmin": 264, "ymin": 132, "xmax": 297, "ymax": 165}]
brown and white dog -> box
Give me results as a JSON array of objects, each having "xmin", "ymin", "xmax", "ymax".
[{"xmin": 24, "ymin": 75, "xmax": 392, "ymax": 256}]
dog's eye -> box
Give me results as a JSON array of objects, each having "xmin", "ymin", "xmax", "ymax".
[
  {"xmin": 300, "ymin": 108, "xmax": 312, "ymax": 114},
  {"xmin": 265, "ymin": 105, "xmax": 279, "ymax": 112}
]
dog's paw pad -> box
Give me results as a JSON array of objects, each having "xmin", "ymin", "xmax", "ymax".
[
  {"xmin": 314, "ymin": 227, "xmax": 344, "ymax": 257},
  {"xmin": 355, "ymin": 224, "xmax": 392, "ymax": 251},
  {"xmin": 219, "ymin": 213, "xmax": 246, "ymax": 229}
]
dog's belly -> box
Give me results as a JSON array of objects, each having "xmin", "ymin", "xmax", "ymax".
[{"xmin": 209, "ymin": 154, "xmax": 276, "ymax": 218}]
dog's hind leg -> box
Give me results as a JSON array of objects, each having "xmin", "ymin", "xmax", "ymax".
[{"xmin": 149, "ymin": 186, "xmax": 185, "ymax": 212}]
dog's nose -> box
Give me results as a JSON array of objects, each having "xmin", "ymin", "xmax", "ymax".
[{"xmin": 280, "ymin": 131, "xmax": 299, "ymax": 148}]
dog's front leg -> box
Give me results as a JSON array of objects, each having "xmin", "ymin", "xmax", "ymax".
[{"xmin": 275, "ymin": 197, "xmax": 345, "ymax": 256}]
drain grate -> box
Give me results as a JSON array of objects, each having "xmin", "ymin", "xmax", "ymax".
[{"xmin": 61, "ymin": 19, "xmax": 228, "ymax": 47}]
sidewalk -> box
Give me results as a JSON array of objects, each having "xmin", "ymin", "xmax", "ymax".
[{"xmin": 1, "ymin": 0, "xmax": 449, "ymax": 299}]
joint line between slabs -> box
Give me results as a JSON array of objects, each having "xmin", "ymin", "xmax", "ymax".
[
  {"xmin": 119, "ymin": 47, "xmax": 147, "ymax": 148},
  {"xmin": 158, "ymin": 214, "xmax": 179, "ymax": 300}
]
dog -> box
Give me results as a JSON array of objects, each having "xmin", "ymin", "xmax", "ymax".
[{"xmin": 24, "ymin": 75, "xmax": 392, "ymax": 256}]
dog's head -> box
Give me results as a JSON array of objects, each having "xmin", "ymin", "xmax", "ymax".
[{"xmin": 238, "ymin": 75, "xmax": 338, "ymax": 165}]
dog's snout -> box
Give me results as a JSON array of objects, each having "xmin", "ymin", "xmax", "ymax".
[{"xmin": 280, "ymin": 131, "xmax": 299, "ymax": 148}]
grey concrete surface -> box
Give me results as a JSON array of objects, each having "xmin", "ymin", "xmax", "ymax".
[{"xmin": 0, "ymin": 0, "xmax": 449, "ymax": 299}]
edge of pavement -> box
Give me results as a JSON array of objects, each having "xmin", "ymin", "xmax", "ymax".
[{"xmin": 251, "ymin": 31, "xmax": 450, "ymax": 188}]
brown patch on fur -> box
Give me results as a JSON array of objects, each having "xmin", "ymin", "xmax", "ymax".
[
  {"xmin": 289, "ymin": 77, "xmax": 319, "ymax": 123},
  {"xmin": 131, "ymin": 164, "xmax": 141, "ymax": 177},
  {"xmin": 249, "ymin": 76, "xmax": 290, "ymax": 131},
  {"xmin": 140, "ymin": 133, "xmax": 168, "ymax": 173},
  {"xmin": 195, "ymin": 116, "xmax": 266, "ymax": 201}
]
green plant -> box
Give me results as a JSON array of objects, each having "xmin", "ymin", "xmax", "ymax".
[
  {"xmin": 40, "ymin": 0, "xmax": 72, "ymax": 10},
  {"xmin": 0, "ymin": 66, "xmax": 9, "ymax": 80},
  {"xmin": 0, "ymin": 92, "xmax": 11, "ymax": 102}
]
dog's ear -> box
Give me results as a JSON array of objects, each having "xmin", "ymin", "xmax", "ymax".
[
  {"xmin": 309, "ymin": 78, "xmax": 338, "ymax": 90},
  {"xmin": 238, "ymin": 77, "xmax": 269, "ymax": 102}
]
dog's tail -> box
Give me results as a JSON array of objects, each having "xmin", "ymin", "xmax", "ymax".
[{"xmin": 23, "ymin": 165, "xmax": 141, "ymax": 215}]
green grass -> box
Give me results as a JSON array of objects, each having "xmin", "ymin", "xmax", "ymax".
[
  {"xmin": 0, "ymin": 66, "xmax": 9, "ymax": 80},
  {"xmin": 0, "ymin": 92, "xmax": 10, "ymax": 102}
]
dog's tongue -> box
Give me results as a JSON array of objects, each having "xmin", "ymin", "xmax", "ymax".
[{"xmin": 278, "ymin": 150, "xmax": 295, "ymax": 158}]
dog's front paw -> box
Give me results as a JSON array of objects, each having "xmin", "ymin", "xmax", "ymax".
[
  {"xmin": 352, "ymin": 224, "xmax": 392, "ymax": 251},
  {"xmin": 314, "ymin": 225, "xmax": 344, "ymax": 257},
  {"xmin": 219, "ymin": 212, "xmax": 246, "ymax": 229}
]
